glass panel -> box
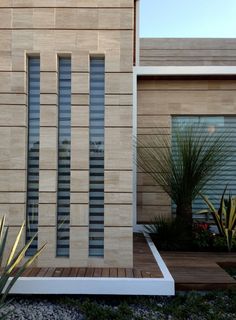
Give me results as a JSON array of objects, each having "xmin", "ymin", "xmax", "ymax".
[
  {"xmin": 26, "ymin": 57, "xmax": 40, "ymax": 256},
  {"xmin": 172, "ymin": 116, "xmax": 236, "ymax": 219},
  {"xmin": 89, "ymin": 57, "xmax": 105, "ymax": 257},
  {"xmin": 56, "ymin": 58, "xmax": 71, "ymax": 257}
]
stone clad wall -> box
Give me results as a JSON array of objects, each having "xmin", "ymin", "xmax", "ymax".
[
  {"xmin": 137, "ymin": 77, "xmax": 236, "ymax": 223},
  {"xmin": 0, "ymin": 0, "xmax": 134, "ymax": 267},
  {"xmin": 140, "ymin": 38, "xmax": 236, "ymax": 66}
]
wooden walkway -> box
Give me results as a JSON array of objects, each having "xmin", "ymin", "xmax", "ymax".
[
  {"xmin": 14, "ymin": 234, "xmax": 163, "ymax": 279},
  {"xmin": 162, "ymin": 251, "xmax": 236, "ymax": 290}
]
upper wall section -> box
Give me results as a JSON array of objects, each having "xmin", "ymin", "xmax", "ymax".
[
  {"xmin": 0, "ymin": 0, "xmax": 134, "ymax": 8},
  {"xmin": 140, "ymin": 38, "xmax": 236, "ymax": 66}
]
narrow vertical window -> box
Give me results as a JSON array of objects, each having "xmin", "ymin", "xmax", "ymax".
[
  {"xmin": 56, "ymin": 58, "xmax": 71, "ymax": 257},
  {"xmin": 26, "ymin": 57, "xmax": 40, "ymax": 255},
  {"xmin": 89, "ymin": 57, "xmax": 105, "ymax": 257}
]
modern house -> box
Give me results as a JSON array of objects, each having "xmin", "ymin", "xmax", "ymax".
[{"xmin": 1, "ymin": 0, "xmax": 236, "ymax": 295}]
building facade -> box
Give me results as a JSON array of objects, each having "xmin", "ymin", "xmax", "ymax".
[
  {"xmin": 1, "ymin": 0, "xmax": 236, "ymax": 269},
  {"xmin": 0, "ymin": 0, "xmax": 135, "ymax": 268}
]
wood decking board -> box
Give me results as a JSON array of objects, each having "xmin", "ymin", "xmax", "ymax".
[
  {"xmin": 85, "ymin": 268, "xmax": 94, "ymax": 277},
  {"xmin": 70, "ymin": 268, "xmax": 79, "ymax": 277},
  {"xmin": 77, "ymin": 268, "xmax": 86, "ymax": 277},
  {"xmin": 162, "ymin": 251, "xmax": 236, "ymax": 290},
  {"xmin": 109, "ymin": 268, "xmax": 118, "ymax": 277},
  {"xmin": 118, "ymin": 268, "xmax": 126, "ymax": 278},
  {"xmin": 125, "ymin": 268, "xmax": 134, "ymax": 278},
  {"xmin": 8, "ymin": 234, "xmax": 163, "ymax": 279},
  {"xmin": 101, "ymin": 268, "xmax": 110, "ymax": 277},
  {"xmin": 93, "ymin": 268, "xmax": 102, "ymax": 277}
]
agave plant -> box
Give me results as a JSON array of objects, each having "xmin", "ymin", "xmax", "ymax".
[
  {"xmin": 136, "ymin": 123, "xmax": 230, "ymax": 226},
  {"xmin": 200, "ymin": 187, "xmax": 236, "ymax": 252},
  {"xmin": 0, "ymin": 216, "xmax": 46, "ymax": 317}
]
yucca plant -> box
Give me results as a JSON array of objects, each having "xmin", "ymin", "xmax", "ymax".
[
  {"xmin": 200, "ymin": 187, "xmax": 236, "ymax": 252},
  {"xmin": 0, "ymin": 216, "xmax": 46, "ymax": 317},
  {"xmin": 136, "ymin": 124, "xmax": 230, "ymax": 227}
]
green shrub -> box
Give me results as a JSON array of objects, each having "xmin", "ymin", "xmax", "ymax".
[
  {"xmin": 79, "ymin": 300, "xmax": 133, "ymax": 320},
  {"xmin": 145, "ymin": 216, "xmax": 192, "ymax": 250}
]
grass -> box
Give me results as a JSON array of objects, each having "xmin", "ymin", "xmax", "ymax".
[{"xmin": 55, "ymin": 290, "xmax": 236, "ymax": 320}]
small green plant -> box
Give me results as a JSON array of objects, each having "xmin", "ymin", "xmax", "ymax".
[
  {"xmin": 0, "ymin": 216, "xmax": 46, "ymax": 318},
  {"xmin": 145, "ymin": 216, "xmax": 192, "ymax": 250},
  {"xmin": 79, "ymin": 299, "xmax": 133, "ymax": 320},
  {"xmin": 200, "ymin": 187, "xmax": 236, "ymax": 252}
]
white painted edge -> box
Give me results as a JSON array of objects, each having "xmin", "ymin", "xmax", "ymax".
[
  {"xmin": 144, "ymin": 232, "xmax": 174, "ymax": 284},
  {"xmin": 7, "ymin": 234, "xmax": 175, "ymax": 296},
  {"xmin": 134, "ymin": 66, "xmax": 236, "ymax": 76},
  {"xmin": 8, "ymin": 276, "xmax": 174, "ymax": 296}
]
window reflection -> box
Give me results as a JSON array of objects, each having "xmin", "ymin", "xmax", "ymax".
[{"xmin": 26, "ymin": 58, "xmax": 40, "ymax": 255}]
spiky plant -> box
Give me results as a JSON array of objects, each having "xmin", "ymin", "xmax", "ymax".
[
  {"xmin": 0, "ymin": 216, "xmax": 46, "ymax": 317},
  {"xmin": 200, "ymin": 187, "xmax": 236, "ymax": 252},
  {"xmin": 136, "ymin": 124, "xmax": 230, "ymax": 226}
]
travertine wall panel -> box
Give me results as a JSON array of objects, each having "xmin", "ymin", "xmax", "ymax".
[
  {"xmin": 0, "ymin": 0, "xmax": 134, "ymax": 268},
  {"xmin": 104, "ymin": 205, "xmax": 132, "ymax": 226},
  {"xmin": 0, "ymin": 1, "xmax": 134, "ymax": 8},
  {"xmin": 71, "ymin": 128, "xmax": 89, "ymax": 170},
  {"xmin": 38, "ymin": 204, "xmax": 56, "ymax": 226},
  {"xmin": 140, "ymin": 38, "xmax": 236, "ymax": 66},
  {"xmin": 70, "ymin": 204, "xmax": 88, "ymax": 226},
  {"xmin": 105, "ymin": 106, "xmax": 132, "ymax": 127},
  {"xmin": 104, "ymin": 227, "xmax": 133, "ymax": 268},
  {"xmin": 105, "ymin": 128, "xmax": 132, "ymax": 170},
  {"xmin": 0, "ymin": 127, "xmax": 26, "ymax": 169},
  {"xmin": 0, "ymin": 171, "xmax": 25, "ymax": 192},
  {"xmin": 39, "ymin": 127, "xmax": 57, "ymax": 170},
  {"xmin": 137, "ymin": 77, "xmax": 236, "ymax": 223},
  {"xmin": 0, "ymin": 204, "xmax": 25, "ymax": 225},
  {"xmin": 39, "ymin": 170, "xmax": 57, "ymax": 192}
]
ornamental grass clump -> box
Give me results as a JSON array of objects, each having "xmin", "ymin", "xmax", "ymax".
[{"xmin": 136, "ymin": 124, "xmax": 230, "ymax": 227}]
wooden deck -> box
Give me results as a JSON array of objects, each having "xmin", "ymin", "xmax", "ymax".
[
  {"xmin": 162, "ymin": 251, "xmax": 236, "ymax": 290},
  {"xmin": 14, "ymin": 234, "xmax": 163, "ymax": 279}
]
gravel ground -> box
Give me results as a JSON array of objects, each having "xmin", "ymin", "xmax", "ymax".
[
  {"xmin": 3, "ymin": 298, "xmax": 84, "ymax": 320},
  {"xmin": 1, "ymin": 291, "xmax": 236, "ymax": 320}
]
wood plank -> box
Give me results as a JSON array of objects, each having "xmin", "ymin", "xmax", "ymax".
[
  {"xmin": 70, "ymin": 268, "xmax": 79, "ymax": 277},
  {"xmin": 37, "ymin": 268, "xmax": 48, "ymax": 277},
  {"xmin": 44, "ymin": 268, "xmax": 55, "ymax": 277},
  {"xmin": 53, "ymin": 268, "xmax": 63, "ymax": 277},
  {"xmin": 28, "ymin": 268, "xmax": 40, "ymax": 277},
  {"xmin": 101, "ymin": 268, "xmax": 110, "ymax": 277},
  {"xmin": 22, "ymin": 268, "xmax": 33, "ymax": 277},
  {"xmin": 141, "ymin": 270, "xmax": 151, "ymax": 278},
  {"xmin": 93, "ymin": 268, "xmax": 102, "ymax": 277},
  {"xmin": 117, "ymin": 268, "xmax": 126, "ymax": 278},
  {"xmin": 109, "ymin": 268, "xmax": 118, "ymax": 277},
  {"xmin": 125, "ymin": 268, "xmax": 134, "ymax": 278},
  {"xmin": 85, "ymin": 268, "xmax": 94, "ymax": 277},
  {"xmin": 77, "ymin": 268, "xmax": 86, "ymax": 277},
  {"xmin": 61, "ymin": 268, "xmax": 71, "ymax": 277},
  {"xmin": 133, "ymin": 269, "xmax": 142, "ymax": 278}
]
